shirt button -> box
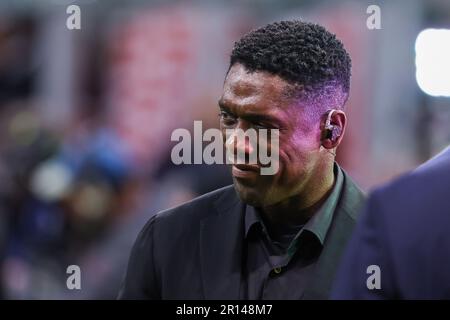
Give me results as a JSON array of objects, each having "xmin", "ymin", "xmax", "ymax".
[{"xmin": 273, "ymin": 267, "xmax": 282, "ymax": 274}]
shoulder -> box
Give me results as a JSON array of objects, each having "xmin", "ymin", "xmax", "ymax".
[
  {"xmin": 362, "ymin": 153, "xmax": 450, "ymax": 244},
  {"xmin": 378, "ymin": 145, "xmax": 450, "ymax": 201},
  {"xmin": 373, "ymin": 155, "xmax": 450, "ymax": 213},
  {"xmin": 147, "ymin": 185, "xmax": 239, "ymax": 232}
]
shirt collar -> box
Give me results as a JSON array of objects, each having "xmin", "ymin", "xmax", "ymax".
[
  {"xmin": 244, "ymin": 163, "xmax": 344, "ymax": 247},
  {"xmin": 245, "ymin": 204, "xmax": 262, "ymax": 238},
  {"xmin": 302, "ymin": 163, "xmax": 344, "ymax": 245}
]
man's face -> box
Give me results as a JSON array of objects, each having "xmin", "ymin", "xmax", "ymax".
[{"xmin": 219, "ymin": 63, "xmax": 326, "ymax": 207}]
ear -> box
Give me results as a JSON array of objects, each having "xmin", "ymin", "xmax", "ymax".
[{"xmin": 321, "ymin": 110, "xmax": 347, "ymax": 150}]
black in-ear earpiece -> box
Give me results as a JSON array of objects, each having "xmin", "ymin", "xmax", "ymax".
[
  {"xmin": 324, "ymin": 109, "xmax": 339, "ymax": 141},
  {"xmin": 325, "ymin": 127, "xmax": 333, "ymax": 140},
  {"xmin": 322, "ymin": 109, "xmax": 341, "ymax": 156}
]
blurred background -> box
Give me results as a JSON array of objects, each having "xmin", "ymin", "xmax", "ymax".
[{"xmin": 0, "ymin": 0, "xmax": 449, "ymax": 299}]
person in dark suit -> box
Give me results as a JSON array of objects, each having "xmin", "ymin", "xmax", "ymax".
[
  {"xmin": 331, "ymin": 145, "xmax": 450, "ymax": 299},
  {"xmin": 119, "ymin": 20, "xmax": 365, "ymax": 300}
]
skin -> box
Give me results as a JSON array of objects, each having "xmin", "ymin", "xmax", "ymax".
[{"xmin": 218, "ymin": 63, "xmax": 347, "ymax": 226}]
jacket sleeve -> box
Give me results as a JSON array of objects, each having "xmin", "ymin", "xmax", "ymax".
[{"xmin": 118, "ymin": 214, "xmax": 161, "ymax": 299}]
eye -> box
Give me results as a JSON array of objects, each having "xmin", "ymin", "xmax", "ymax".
[
  {"xmin": 219, "ymin": 111, "xmax": 237, "ymax": 126},
  {"xmin": 253, "ymin": 122, "xmax": 269, "ymax": 130},
  {"xmin": 252, "ymin": 121, "xmax": 278, "ymax": 130}
]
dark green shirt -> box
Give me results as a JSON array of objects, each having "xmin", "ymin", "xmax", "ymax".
[{"xmin": 240, "ymin": 163, "xmax": 344, "ymax": 299}]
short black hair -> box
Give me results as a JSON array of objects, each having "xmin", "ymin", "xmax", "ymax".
[{"xmin": 230, "ymin": 20, "xmax": 352, "ymax": 111}]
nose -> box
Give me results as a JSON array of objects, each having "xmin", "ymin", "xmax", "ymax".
[{"xmin": 225, "ymin": 127, "xmax": 257, "ymax": 164}]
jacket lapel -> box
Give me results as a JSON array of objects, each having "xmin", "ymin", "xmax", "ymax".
[
  {"xmin": 198, "ymin": 170, "xmax": 365, "ymax": 300},
  {"xmin": 303, "ymin": 170, "xmax": 366, "ymax": 299},
  {"xmin": 199, "ymin": 187, "xmax": 245, "ymax": 299}
]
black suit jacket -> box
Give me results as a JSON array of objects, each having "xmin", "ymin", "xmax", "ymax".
[{"xmin": 119, "ymin": 170, "xmax": 365, "ymax": 299}]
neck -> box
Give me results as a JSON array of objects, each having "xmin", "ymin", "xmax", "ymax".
[{"xmin": 260, "ymin": 161, "xmax": 335, "ymax": 226}]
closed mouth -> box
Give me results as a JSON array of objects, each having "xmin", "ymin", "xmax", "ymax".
[{"xmin": 233, "ymin": 164, "xmax": 259, "ymax": 172}]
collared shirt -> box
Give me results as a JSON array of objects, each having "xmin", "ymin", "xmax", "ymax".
[{"xmin": 240, "ymin": 163, "xmax": 344, "ymax": 299}]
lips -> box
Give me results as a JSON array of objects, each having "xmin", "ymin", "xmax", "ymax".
[
  {"xmin": 232, "ymin": 164, "xmax": 260, "ymax": 179},
  {"xmin": 234, "ymin": 164, "xmax": 259, "ymax": 171}
]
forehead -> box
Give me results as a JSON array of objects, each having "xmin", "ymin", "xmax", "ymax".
[{"xmin": 221, "ymin": 63, "xmax": 291, "ymax": 112}]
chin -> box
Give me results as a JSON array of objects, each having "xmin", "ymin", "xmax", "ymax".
[{"xmin": 232, "ymin": 180, "xmax": 265, "ymax": 207}]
